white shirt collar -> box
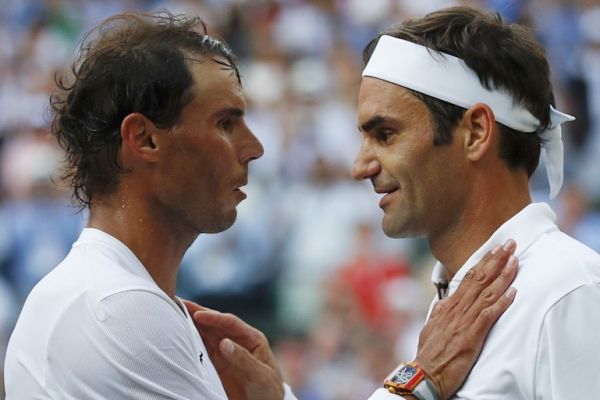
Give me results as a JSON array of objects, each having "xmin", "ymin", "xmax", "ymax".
[
  {"xmin": 431, "ymin": 202, "xmax": 559, "ymax": 296},
  {"xmin": 74, "ymin": 227, "xmax": 155, "ymax": 283}
]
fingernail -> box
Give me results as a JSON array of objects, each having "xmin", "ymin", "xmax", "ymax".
[
  {"xmin": 502, "ymin": 239, "xmax": 515, "ymax": 251},
  {"xmin": 491, "ymin": 245, "xmax": 501, "ymax": 255},
  {"xmin": 504, "ymin": 287, "xmax": 516, "ymax": 299},
  {"xmin": 221, "ymin": 338, "xmax": 234, "ymax": 355},
  {"xmin": 507, "ymin": 255, "xmax": 518, "ymax": 268}
]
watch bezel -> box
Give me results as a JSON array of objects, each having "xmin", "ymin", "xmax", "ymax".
[{"xmin": 383, "ymin": 362, "xmax": 426, "ymax": 394}]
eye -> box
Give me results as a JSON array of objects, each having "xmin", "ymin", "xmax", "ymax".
[
  {"xmin": 219, "ymin": 118, "xmax": 234, "ymax": 132},
  {"xmin": 375, "ymin": 129, "xmax": 394, "ymax": 143}
]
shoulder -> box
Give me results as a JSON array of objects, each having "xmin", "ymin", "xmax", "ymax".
[
  {"xmin": 48, "ymin": 289, "xmax": 190, "ymax": 354},
  {"xmin": 533, "ymin": 283, "xmax": 600, "ymax": 396},
  {"xmin": 44, "ymin": 289, "xmax": 203, "ymax": 397},
  {"xmin": 518, "ymin": 230, "xmax": 600, "ymax": 290},
  {"xmin": 502, "ymin": 231, "xmax": 600, "ymax": 323}
]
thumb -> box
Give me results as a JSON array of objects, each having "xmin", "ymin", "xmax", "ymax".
[{"xmin": 219, "ymin": 338, "xmax": 259, "ymax": 378}]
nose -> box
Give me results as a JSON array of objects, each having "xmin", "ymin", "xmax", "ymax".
[
  {"xmin": 240, "ymin": 126, "xmax": 264, "ymax": 164},
  {"xmin": 351, "ymin": 145, "xmax": 381, "ymax": 180}
]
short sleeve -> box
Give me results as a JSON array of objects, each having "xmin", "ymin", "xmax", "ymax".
[
  {"xmin": 45, "ymin": 289, "xmax": 226, "ymax": 399},
  {"xmin": 534, "ymin": 284, "xmax": 600, "ymax": 398}
]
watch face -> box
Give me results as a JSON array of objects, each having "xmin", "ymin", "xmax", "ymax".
[{"xmin": 391, "ymin": 365, "xmax": 418, "ymax": 385}]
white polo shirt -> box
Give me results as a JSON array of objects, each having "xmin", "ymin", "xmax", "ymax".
[
  {"xmin": 5, "ymin": 228, "xmax": 229, "ymax": 399},
  {"xmin": 441, "ymin": 203, "xmax": 600, "ymax": 399},
  {"xmin": 370, "ymin": 202, "xmax": 600, "ymax": 400}
]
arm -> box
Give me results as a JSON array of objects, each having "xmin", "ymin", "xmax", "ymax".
[{"xmin": 187, "ymin": 240, "xmax": 518, "ymax": 400}]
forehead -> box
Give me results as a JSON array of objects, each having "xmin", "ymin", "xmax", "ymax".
[
  {"xmin": 357, "ymin": 77, "xmax": 429, "ymax": 123},
  {"xmin": 188, "ymin": 58, "xmax": 245, "ymax": 110}
]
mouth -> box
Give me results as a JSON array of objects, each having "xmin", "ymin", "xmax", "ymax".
[
  {"xmin": 234, "ymin": 185, "xmax": 247, "ymax": 200},
  {"xmin": 376, "ymin": 187, "xmax": 399, "ymax": 208}
]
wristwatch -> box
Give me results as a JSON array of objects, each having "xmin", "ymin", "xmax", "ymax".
[{"xmin": 383, "ymin": 362, "xmax": 439, "ymax": 400}]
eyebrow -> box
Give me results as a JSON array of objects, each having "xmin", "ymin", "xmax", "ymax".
[
  {"xmin": 359, "ymin": 115, "xmax": 386, "ymax": 132},
  {"xmin": 214, "ymin": 107, "xmax": 245, "ymax": 120}
]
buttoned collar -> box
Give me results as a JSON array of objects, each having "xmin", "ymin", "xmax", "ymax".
[{"xmin": 431, "ymin": 202, "xmax": 559, "ymax": 297}]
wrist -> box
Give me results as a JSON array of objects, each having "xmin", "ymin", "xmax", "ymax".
[
  {"xmin": 414, "ymin": 357, "xmax": 443, "ymax": 399},
  {"xmin": 383, "ymin": 361, "xmax": 440, "ymax": 400}
]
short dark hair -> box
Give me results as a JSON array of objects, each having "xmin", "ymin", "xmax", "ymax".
[
  {"xmin": 51, "ymin": 11, "xmax": 240, "ymax": 209},
  {"xmin": 363, "ymin": 6, "xmax": 555, "ymax": 177}
]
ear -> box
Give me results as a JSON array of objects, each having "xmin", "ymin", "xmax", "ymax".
[
  {"xmin": 120, "ymin": 113, "xmax": 159, "ymax": 163},
  {"xmin": 460, "ymin": 103, "xmax": 497, "ymax": 162}
]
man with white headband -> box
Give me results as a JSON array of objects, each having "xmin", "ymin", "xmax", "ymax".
[{"xmin": 352, "ymin": 6, "xmax": 600, "ymax": 400}]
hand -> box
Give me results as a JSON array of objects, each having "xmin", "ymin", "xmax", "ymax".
[
  {"xmin": 184, "ymin": 301, "xmax": 284, "ymax": 400},
  {"xmin": 414, "ymin": 239, "xmax": 518, "ymax": 400}
]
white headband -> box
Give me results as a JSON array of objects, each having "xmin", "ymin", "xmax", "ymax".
[{"xmin": 362, "ymin": 35, "xmax": 575, "ymax": 199}]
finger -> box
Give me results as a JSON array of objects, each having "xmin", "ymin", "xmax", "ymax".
[
  {"xmin": 194, "ymin": 311, "xmax": 267, "ymax": 352},
  {"xmin": 452, "ymin": 239, "xmax": 516, "ymax": 307},
  {"xmin": 219, "ymin": 339, "xmax": 285, "ymax": 400},
  {"xmin": 473, "ymin": 285, "xmax": 517, "ymax": 334},
  {"xmin": 219, "ymin": 338, "xmax": 265, "ymax": 380},
  {"xmin": 468, "ymin": 254, "xmax": 518, "ymax": 314},
  {"xmin": 193, "ymin": 310, "xmax": 264, "ymax": 348},
  {"xmin": 182, "ymin": 300, "xmax": 211, "ymax": 315},
  {"xmin": 193, "ymin": 310, "xmax": 240, "ymax": 329},
  {"xmin": 197, "ymin": 326, "xmax": 227, "ymax": 352}
]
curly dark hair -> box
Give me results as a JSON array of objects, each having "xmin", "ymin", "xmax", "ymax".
[
  {"xmin": 363, "ymin": 6, "xmax": 555, "ymax": 177},
  {"xmin": 51, "ymin": 11, "xmax": 240, "ymax": 209}
]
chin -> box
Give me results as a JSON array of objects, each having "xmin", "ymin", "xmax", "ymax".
[
  {"xmin": 381, "ymin": 218, "xmax": 414, "ymax": 239},
  {"xmin": 382, "ymin": 227, "xmax": 405, "ymax": 239},
  {"xmin": 382, "ymin": 222, "xmax": 401, "ymax": 238},
  {"xmin": 204, "ymin": 210, "xmax": 238, "ymax": 234}
]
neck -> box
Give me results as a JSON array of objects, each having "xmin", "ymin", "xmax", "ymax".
[
  {"xmin": 428, "ymin": 177, "xmax": 531, "ymax": 279},
  {"xmin": 88, "ymin": 194, "xmax": 197, "ymax": 299}
]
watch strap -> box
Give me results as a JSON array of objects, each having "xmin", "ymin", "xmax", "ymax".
[{"xmin": 412, "ymin": 378, "xmax": 439, "ymax": 400}]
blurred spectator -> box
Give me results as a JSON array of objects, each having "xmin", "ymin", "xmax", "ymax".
[
  {"xmin": 1, "ymin": 1, "xmax": 599, "ymax": 399},
  {"xmin": 0, "ymin": 126, "xmax": 85, "ymax": 303},
  {"xmin": 557, "ymin": 184, "xmax": 600, "ymax": 253},
  {"xmin": 334, "ymin": 222, "xmax": 410, "ymax": 330}
]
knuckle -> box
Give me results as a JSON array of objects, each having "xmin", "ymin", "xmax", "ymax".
[
  {"xmin": 479, "ymin": 307, "xmax": 497, "ymax": 325},
  {"xmin": 479, "ymin": 288, "xmax": 496, "ymax": 304},
  {"xmin": 464, "ymin": 269, "xmax": 474, "ymax": 281},
  {"xmin": 479, "ymin": 252, "xmax": 494, "ymax": 265},
  {"xmin": 464, "ymin": 268, "xmax": 486, "ymax": 283},
  {"xmin": 492, "ymin": 248, "xmax": 506, "ymax": 260},
  {"xmin": 431, "ymin": 299, "xmax": 449, "ymax": 315}
]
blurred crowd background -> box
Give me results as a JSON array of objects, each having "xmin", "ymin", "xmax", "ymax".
[{"xmin": 1, "ymin": 0, "xmax": 599, "ymax": 398}]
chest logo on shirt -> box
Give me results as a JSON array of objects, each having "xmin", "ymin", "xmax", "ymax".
[{"xmin": 199, "ymin": 351, "xmax": 204, "ymax": 365}]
